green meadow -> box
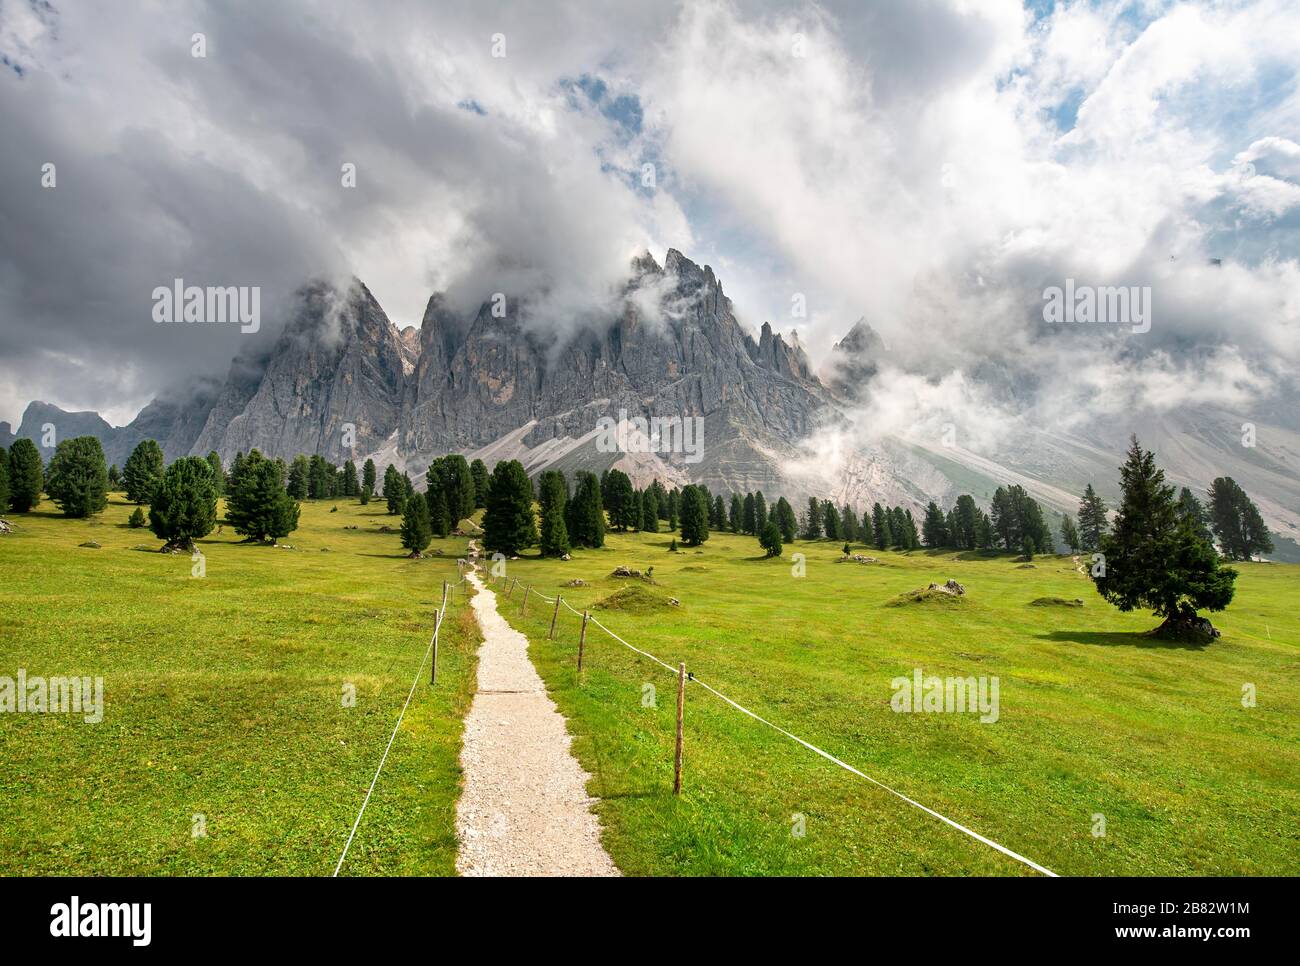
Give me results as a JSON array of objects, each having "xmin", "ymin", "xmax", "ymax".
[
  {"xmin": 0, "ymin": 496, "xmax": 478, "ymax": 876},
  {"xmin": 487, "ymin": 530, "xmax": 1300, "ymax": 876}
]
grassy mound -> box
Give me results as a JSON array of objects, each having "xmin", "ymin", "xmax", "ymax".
[
  {"xmin": 594, "ymin": 584, "xmax": 678, "ymax": 613},
  {"xmin": 886, "ymin": 588, "xmax": 968, "ymax": 607},
  {"xmin": 1029, "ymin": 596, "xmax": 1084, "ymax": 607}
]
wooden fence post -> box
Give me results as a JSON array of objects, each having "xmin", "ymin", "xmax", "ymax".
[
  {"xmin": 431, "ymin": 609, "xmax": 440, "ymax": 685},
  {"xmin": 522, "ymin": 585, "xmax": 531, "ymax": 614},
  {"xmin": 578, "ymin": 611, "xmax": 589, "ymax": 671},
  {"xmin": 441, "ymin": 580, "xmax": 449, "ymax": 613},
  {"xmin": 674, "ymin": 662, "xmax": 686, "ymax": 795},
  {"xmin": 548, "ymin": 595, "xmax": 562, "ymax": 640}
]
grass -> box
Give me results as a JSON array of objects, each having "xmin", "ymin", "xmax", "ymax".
[
  {"xmin": 0, "ymin": 494, "xmax": 479, "ymax": 875},
  {"xmin": 486, "ymin": 531, "xmax": 1300, "ymax": 876}
]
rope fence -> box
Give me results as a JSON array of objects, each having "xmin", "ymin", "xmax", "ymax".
[{"xmin": 489, "ymin": 569, "xmax": 1058, "ymax": 878}]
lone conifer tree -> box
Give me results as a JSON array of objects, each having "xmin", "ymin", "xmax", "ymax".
[
  {"xmin": 679, "ymin": 485, "xmax": 710, "ymax": 546},
  {"xmin": 759, "ymin": 520, "xmax": 782, "ymax": 558},
  {"xmin": 1093, "ymin": 437, "xmax": 1236, "ymax": 640},
  {"xmin": 122, "ymin": 439, "xmax": 164, "ymax": 504},
  {"xmin": 362, "ymin": 458, "xmax": 377, "ymax": 499},
  {"xmin": 1077, "ymin": 483, "xmax": 1109, "ymax": 552}
]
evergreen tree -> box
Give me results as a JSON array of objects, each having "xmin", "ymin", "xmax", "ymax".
[
  {"xmin": 871, "ymin": 503, "xmax": 891, "ymax": 550},
  {"xmin": 362, "ymin": 458, "xmax": 378, "ymax": 499},
  {"xmin": 1077, "ymin": 483, "xmax": 1109, "ymax": 552},
  {"xmin": 128, "ymin": 506, "xmax": 146, "ymax": 528},
  {"xmin": 604, "ymin": 468, "xmax": 638, "ymax": 530},
  {"xmin": 975, "ymin": 512, "xmax": 995, "ymax": 549},
  {"xmin": 400, "ymin": 492, "xmax": 433, "ymax": 556},
  {"xmin": 428, "ymin": 454, "xmax": 475, "ymax": 527},
  {"xmin": 427, "ymin": 485, "xmax": 451, "ymax": 538},
  {"xmin": 1175, "ymin": 487, "xmax": 1213, "ymax": 544},
  {"xmin": 1094, "ymin": 437, "xmax": 1236, "ymax": 638},
  {"xmin": 45, "ymin": 436, "xmax": 109, "ymax": 518},
  {"xmin": 754, "ymin": 492, "xmax": 768, "ymax": 533},
  {"xmin": 711, "ymin": 494, "xmax": 726, "ymax": 530},
  {"xmin": 951, "ymin": 495, "xmax": 980, "ymax": 550},
  {"xmin": 759, "ymin": 520, "xmax": 782, "ymax": 558},
  {"xmin": 1059, "ymin": 515, "xmax": 1081, "ymax": 553},
  {"xmin": 287, "ymin": 455, "xmax": 310, "ymax": 500},
  {"xmin": 205, "ymin": 451, "xmax": 224, "ymax": 495},
  {"xmin": 858, "ymin": 510, "xmax": 874, "ymax": 547},
  {"xmin": 122, "ymin": 439, "xmax": 164, "ymax": 504},
  {"xmin": 803, "ymin": 496, "xmax": 822, "ymax": 539},
  {"xmin": 742, "ymin": 493, "xmax": 757, "ymax": 535},
  {"xmin": 566, "ymin": 471, "xmax": 606, "ymax": 549},
  {"xmin": 226, "ymin": 450, "xmax": 300, "ymax": 543},
  {"xmin": 383, "ymin": 464, "xmax": 404, "ymax": 514},
  {"xmin": 667, "ymin": 489, "xmax": 679, "ymax": 531},
  {"xmin": 840, "ymin": 505, "xmax": 859, "ymax": 543},
  {"xmin": 822, "ymin": 501, "xmax": 840, "ymax": 541},
  {"xmin": 107, "ymin": 463, "xmax": 120, "ymax": 490},
  {"xmin": 643, "ymin": 490, "xmax": 661, "ymax": 533},
  {"xmin": 539, "ymin": 500, "xmax": 571, "ymax": 557},
  {"xmin": 149, "ymin": 456, "xmax": 218, "ymax": 552},
  {"xmin": 342, "ymin": 460, "xmax": 359, "ymax": 497},
  {"xmin": 922, "ymin": 501, "xmax": 948, "ymax": 548},
  {"xmin": 729, "ymin": 493, "xmax": 743, "ymax": 533},
  {"xmin": 1208, "ymin": 477, "xmax": 1273, "ymax": 560},
  {"xmin": 775, "ymin": 496, "xmax": 797, "ymax": 543},
  {"xmin": 537, "ymin": 470, "xmax": 569, "ymax": 515},
  {"xmin": 470, "ymin": 458, "xmax": 489, "ymax": 509},
  {"xmin": 679, "ymin": 485, "xmax": 710, "ymax": 546},
  {"xmin": 482, "ymin": 459, "xmax": 537, "ymax": 555}
]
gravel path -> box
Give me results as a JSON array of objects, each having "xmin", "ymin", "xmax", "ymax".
[{"xmin": 456, "ymin": 569, "xmax": 619, "ymax": 877}]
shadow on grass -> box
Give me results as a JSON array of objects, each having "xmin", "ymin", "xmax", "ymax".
[{"xmin": 1037, "ymin": 629, "xmax": 1209, "ymax": 651}]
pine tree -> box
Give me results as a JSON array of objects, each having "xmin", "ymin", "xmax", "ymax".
[
  {"xmin": 952, "ymin": 495, "xmax": 980, "ymax": 550},
  {"xmin": 1059, "ymin": 514, "xmax": 1081, "ymax": 553},
  {"xmin": 759, "ymin": 520, "xmax": 782, "ymax": 558},
  {"xmin": 362, "ymin": 458, "xmax": 377, "ymax": 500},
  {"xmin": 470, "ymin": 458, "xmax": 489, "ymax": 508},
  {"xmin": 287, "ymin": 455, "xmax": 310, "ymax": 500},
  {"xmin": 754, "ymin": 491, "xmax": 768, "ymax": 533},
  {"xmin": 539, "ymin": 501, "xmax": 571, "ymax": 557},
  {"xmin": 400, "ymin": 493, "xmax": 433, "ymax": 556},
  {"xmin": 667, "ymin": 489, "xmax": 679, "ymax": 531},
  {"xmin": 775, "ymin": 496, "xmax": 797, "ymax": 543},
  {"xmin": 567, "ymin": 472, "xmax": 606, "ymax": 549},
  {"xmin": 922, "ymin": 501, "xmax": 948, "ymax": 548},
  {"xmin": 122, "ymin": 439, "xmax": 164, "ymax": 504},
  {"xmin": 428, "ymin": 454, "xmax": 475, "ymax": 527},
  {"xmin": 1094, "ymin": 437, "xmax": 1236, "ymax": 638},
  {"xmin": 128, "ymin": 506, "xmax": 146, "ymax": 528},
  {"xmin": 742, "ymin": 493, "xmax": 757, "ymax": 535},
  {"xmin": 711, "ymin": 494, "xmax": 726, "ymax": 531},
  {"xmin": 107, "ymin": 463, "xmax": 120, "ymax": 490},
  {"xmin": 1077, "ymin": 483, "xmax": 1109, "ymax": 552},
  {"xmin": 45, "ymin": 436, "xmax": 109, "ymax": 518},
  {"xmin": 822, "ymin": 501, "xmax": 840, "ymax": 541},
  {"xmin": 604, "ymin": 468, "xmax": 637, "ymax": 530},
  {"xmin": 205, "ymin": 451, "xmax": 224, "ymax": 495},
  {"xmin": 803, "ymin": 496, "xmax": 822, "ymax": 539},
  {"xmin": 902, "ymin": 508, "xmax": 920, "ymax": 549},
  {"xmin": 840, "ymin": 505, "xmax": 859, "ymax": 543},
  {"xmin": 1175, "ymin": 487, "xmax": 1212, "ymax": 544},
  {"xmin": 1208, "ymin": 477, "xmax": 1273, "ymax": 560},
  {"xmin": 342, "ymin": 460, "xmax": 359, "ymax": 497},
  {"xmin": 679, "ymin": 485, "xmax": 710, "ymax": 546},
  {"xmin": 427, "ymin": 485, "xmax": 451, "ymax": 538},
  {"xmin": 148, "ymin": 456, "xmax": 218, "ymax": 552},
  {"xmin": 482, "ymin": 459, "xmax": 538, "ymax": 555},
  {"xmin": 858, "ymin": 509, "xmax": 874, "ymax": 547},
  {"xmin": 226, "ymin": 450, "xmax": 300, "ymax": 543},
  {"xmin": 643, "ymin": 490, "xmax": 660, "ymax": 533},
  {"xmin": 871, "ymin": 503, "xmax": 891, "ymax": 550},
  {"xmin": 729, "ymin": 493, "xmax": 743, "ymax": 533},
  {"xmin": 383, "ymin": 464, "xmax": 404, "ymax": 514}
]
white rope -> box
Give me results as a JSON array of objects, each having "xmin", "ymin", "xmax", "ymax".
[
  {"xmin": 332, "ymin": 601, "xmax": 447, "ymax": 876},
  {"xmin": 566, "ymin": 603, "xmax": 1058, "ymax": 877}
]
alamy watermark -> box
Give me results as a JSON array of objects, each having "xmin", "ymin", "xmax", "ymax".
[
  {"xmin": 595, "ymin": 409, "xmax": 704, "ymax": 464},
  {"xmin": 890, "ymin": 668, "xmax": 999, "ymax": 724},
  {"xmin": 1042, "ymin": 279, "xmax": 1150, "ymax": 334},
  {"xmin": 1, "ymin": 669, "xmax": 103, "ymax": 723},
  {"xmin": 152, "ymin": 279, "xmax": 260, "ymax": 333}
]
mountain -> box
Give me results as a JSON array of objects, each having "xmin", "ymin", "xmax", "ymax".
[{"xmin": 8, "ymin": 248, "xmax": 1298, "ymax": 559}]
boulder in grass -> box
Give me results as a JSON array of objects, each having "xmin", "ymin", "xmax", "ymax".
[
  {"xmin": 928, "ymin": 579, "xmax": 965, "ymax": 596},
  {"xmin": 78, "ymin": 540, "xmax": 101, "ymax": 549}
]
